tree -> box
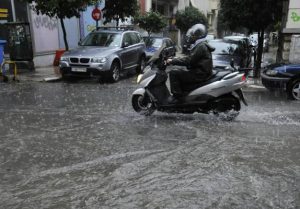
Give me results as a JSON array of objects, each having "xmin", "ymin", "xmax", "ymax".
[
  {"xmin": 219, "ymin": 0, "xmax": 283, "ymax": 77},
  {"xmin": 19, "ymin": 0, "xmax": 99, "ymax": 51},
  {"xmin": 134, "ymin": 11, "xmax": 167, "ymax": 37},
  {"xmin": 103, "ymin": 0, "xmax": 139, "ymax": 27},
  {"xmin": 175, "ymin": 6, "xmax": 208, "ymax": 33},
  {"xmin": 175, "ymin": 6, "xmax": 208, "ymax": 53}
]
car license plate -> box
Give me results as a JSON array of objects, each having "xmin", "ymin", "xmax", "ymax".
[{"xmin": 71, "ymin": 67, "xmax": 87, "ymax": 72}]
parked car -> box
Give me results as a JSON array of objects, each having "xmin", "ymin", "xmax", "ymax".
[
  {"xmin": 59, "ymin": 27, "xmax": 146, "ymax": 82},
  {"xmin": 249, "ymin": 33, "xmax": 270, "ymax": 52},
  {"xmin": 206, "ymin": 34, "xmax": 215, "ymax": 41},
  {"xmin": 143, "ymin": 36, "xmax": 176, "ymax": 60},
  {"xmin": 223, "ymin": 35, "xmax": 253, "ymax": 67},
  {"xmin": 208, "ymin": 39, "xmax": 252, "ymax": 71},
  {"xmin": 261, "ymin": 63, "xmax": 300, "ymax": 100}
]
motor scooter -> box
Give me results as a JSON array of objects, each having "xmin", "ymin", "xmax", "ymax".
[{"xmin": 131, "ymin": 46, "xmax": 251, "ymax": 120}]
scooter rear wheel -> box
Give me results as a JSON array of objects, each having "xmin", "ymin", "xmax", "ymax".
[
  {"xmin": 211, "ymin": 95, "xmax": 241, "ymax": 121},
  {"xmin": 132, "ymin": 94, "xmax": 155, "ymax": 116}
]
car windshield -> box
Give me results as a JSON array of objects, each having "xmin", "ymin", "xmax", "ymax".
[
  {"xmin": 81, "ymin": 32, "xmax": 121, "ymax": 47},
  {"xmin": 209, "ymin": 41, "xmax": 239, "ymax": 55},
  {"xmin": 144, "ymin": 38, "xmax": 163, "ymax": 48}
]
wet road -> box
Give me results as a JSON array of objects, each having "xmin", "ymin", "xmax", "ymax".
[{"xmin": 0, "ymin": 78, "xmax": 299, "ymax": 209}]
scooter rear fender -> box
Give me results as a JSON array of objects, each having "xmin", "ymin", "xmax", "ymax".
[{"xmin": 189, "ymin": 73, "xmax": 246, "ymax": 97}]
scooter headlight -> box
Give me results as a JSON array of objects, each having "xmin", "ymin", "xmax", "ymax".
[{"xmin": 137, "ymin": 74, "xmax": 143, "ymax": 84}]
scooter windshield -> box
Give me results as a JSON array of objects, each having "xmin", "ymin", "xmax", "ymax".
[{"xmin": 147, "ymin": 43, "xmax": 167, "ymax": 64}]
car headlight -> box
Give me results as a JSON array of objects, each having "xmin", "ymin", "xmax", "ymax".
[
  {"xmin": 60, "ymin": 56, "xmax": 68, "ymax": 61},
  {"xmin": 265, "ymin": 69, "xmax": 278, "ymax": 76},
  {"xmin": 91, "ymin": 57, "xmax": 107, "ymax": 63}
]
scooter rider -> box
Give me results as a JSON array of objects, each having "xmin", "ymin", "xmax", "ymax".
[{"xmin": 166, "ymin": 23, "xmax": 215, "ymax": 103}]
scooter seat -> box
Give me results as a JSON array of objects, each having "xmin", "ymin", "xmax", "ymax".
[{"xmin": 182, "ymin": 70, "xmax": 231, "ymax": 93}]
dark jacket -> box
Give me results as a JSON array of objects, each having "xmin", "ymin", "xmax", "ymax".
[{"xmin": 171, "ymin": 40, "xmax": 215, "ymax": 78}]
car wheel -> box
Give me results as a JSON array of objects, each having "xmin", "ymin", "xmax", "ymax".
[
  {"xmin": 60, "ymin": 71, "xmax": 71, "ymax": 82},
  {"xmin": 287, "ymin": 78, "xmax": 300, "ymax": 100},
  {"xmin": 108, "ymin": 61, "xmax": 121, "ymax": 82},
  {"xmin": 136, "ymin": 56, "xmax": 146, "ymax": 74}
]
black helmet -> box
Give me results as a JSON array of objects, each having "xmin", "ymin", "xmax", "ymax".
[{"xmin": 186, "ymin": 24, "xmax": 207, "ymax": 45}]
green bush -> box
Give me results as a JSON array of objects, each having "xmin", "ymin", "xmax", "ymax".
[{"xmin": 175, "ymin": 6, "xmax": 208, "ymax": 33}]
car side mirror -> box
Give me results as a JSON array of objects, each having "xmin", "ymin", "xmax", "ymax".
[
  {"xmin": 230, "ymin": 59, "xmax": 234, "ymax": 68},
  {"xmin": 122, "ymin": 42, "xmax": 130, "ymax": 48}
]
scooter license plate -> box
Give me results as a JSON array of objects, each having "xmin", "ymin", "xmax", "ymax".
[{"xmin": 71, "ymin": 68, "xmax": 87, "ymax": 72}]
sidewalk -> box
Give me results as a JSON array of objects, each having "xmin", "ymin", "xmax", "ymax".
[
  {"xmin": 13, "ymin": 66, "xmax": 62, "ymax": 82},
  {"xmin": 5, "ymin": 64, "xmax": 265, "ymax": 89}
]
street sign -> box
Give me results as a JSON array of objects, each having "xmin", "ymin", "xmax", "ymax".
[
  {"xmin": 0, "ymin": 8, "xmax": 8, "ymax": 24},
  {"xmin": 92, "ymin": 8, "xmax": 101, "ymax": 21},
  {"xmin": 0, "ymin": 8, "xmax": 8, "ymax": 18}
]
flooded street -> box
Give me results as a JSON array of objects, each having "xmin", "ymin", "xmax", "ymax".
[{"xmin": 0, "ymin": 78, "xmax": 299, "ymax": 209}]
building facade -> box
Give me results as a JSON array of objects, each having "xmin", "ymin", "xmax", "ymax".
[
  {"xmin": 139, "ymin": 0, "xmax": 220, "ymax": 46},
  {"xmin": 0, "ymin": 0, "xmax": 104, "ymax": 67},
  {"xmin": 282, "ymin": 0, "xmax": 300, "ymax": 63}
]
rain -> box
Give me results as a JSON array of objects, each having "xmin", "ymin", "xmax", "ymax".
[{"xmin": 0, "ymin": 78, "xmax": 299, "ymax": 209}]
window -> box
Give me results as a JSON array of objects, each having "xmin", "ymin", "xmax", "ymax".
[
  {"xmin": 129, "ymin": 32, "xmax": 139, "ymax": 45},
  {"xmin": 166, "ymin": 39, "xmax": 173, "ymax": 47},
  {"xmin": 135, "ymin": 33, "xmax": 142, "ymax": 43},
  {"xmin": 209, "ymin": 41, "xmax": 238, "ymax": 55},
  {"xmin": 157, "ymin": 4, "xmax": 165, "ymax": 15},
  {"xmin": 81, "ymin": 32, "xmax": 121, "ymax": 47},
  {"xmin": 14, "ymin": 0, "xmax": 28, "ymax": 22},
  {"xmin": 122, "ymin": 33, "xmax": 132, "ymax": 46}
]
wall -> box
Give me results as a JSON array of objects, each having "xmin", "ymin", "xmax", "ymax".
[
  {"xmin": 29, "ymin": 9, "xmax": 59, "ymax": 66},
  {"xmin": 285, "ymin": 0, "xmax": 300, "ymax": 31},
  {"xmin": 59, "ymin": 18, "xmax": 80, "ymax": 50},
  {"xmin": 289, "ymin": 35, "xmax": 300, "ymax": 63},
  {"xmin": 282, "ymin": 0, "xmax": 300, "ymax": 63}
]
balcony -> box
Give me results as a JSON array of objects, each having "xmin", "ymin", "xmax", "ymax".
[{"xmin": 209, "ymin": 0, "xmax": 219, "ymax": 10}]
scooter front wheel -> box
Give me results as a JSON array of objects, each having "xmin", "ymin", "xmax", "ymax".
[{"xmin": 132, "ymin": 94, "xmax": 155, "ymax": 116}]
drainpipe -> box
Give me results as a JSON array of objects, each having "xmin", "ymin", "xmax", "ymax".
[{"xmin": 10, "ymin": 0, "xmax": 16, "ymax": 21}]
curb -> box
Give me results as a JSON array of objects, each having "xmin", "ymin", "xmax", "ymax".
[{"xmin": 43, "ymin": 76, "xmax": 62, "ymax": 82}]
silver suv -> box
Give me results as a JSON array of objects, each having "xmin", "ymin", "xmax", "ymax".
[{"xmin": 59, "ymin": 28, "xmax": 146, "ymax": 82}]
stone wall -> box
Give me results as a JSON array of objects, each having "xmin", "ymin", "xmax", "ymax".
[{"xmin": 289, "ymin": 35, "xmax": 300, "ymax": 63}]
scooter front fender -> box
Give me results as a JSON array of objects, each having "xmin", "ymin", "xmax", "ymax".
[
  {"xmin": 132, "ymin": 88, "xmax": 146, "ymax": 97},
  {"xmin": 235, "ymin": 89, "xmax": 248, "ymax": 106}
]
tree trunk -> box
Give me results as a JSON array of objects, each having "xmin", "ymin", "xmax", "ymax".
[
  {"xmin": 60, "ymin": 18, "xmax": 69, "ymax": 51},
  {"xmin": 254, "ymin": 29, "xmax": 264, "ymax": 78},
  {"xmin": 115, "ymin": 17, "xmax": 119, "ymax": 27},
  {"xmin": 276, "ymin": 31, "xmax": 284, "ymax": 63}
]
